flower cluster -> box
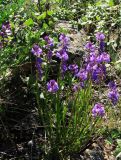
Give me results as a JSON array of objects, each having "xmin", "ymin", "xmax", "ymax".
[
  {"xmin": 92, "ymin": 103, "xmax": 105, "ymax": 117},
  {"xmin": 59, "ymin": 33, "xmax": 70, "ymax": 49},
  {"xmin": 108, "ymin": 81, "xmax": 119, "ymax": 105},
  {"xmin": 31, "ymin": 44, "xmax": 43, "ymax": 79},
  {"xmin": 68, "ymin": 64, "xmax": 78, "ymax": 74},
  {"xmin": 44, "ymin": 35, "xmax": 54, "ymax": 61},
  {"xmin": 31, "ymin": 32, "xmax": 119, "ymax": 117},
  {"xmin": 44, "ymin": 35, "xmax": 54, "ymax": 48},
  {"xmin": 47, "ymin": 80, "xmax": 59, "ymax": 93},
  {"xmin": 31, "ymin": 36, "xmax": 57, "ymax": 89},
  {"xmin": 96, "ymin": 32, "xmax": 105, "ymax": 53},
  {"xmin": 83, "ymin": 33, "xmax": 110, "ymax": 83},
  {"xmin": 0, "ymin": 22, "xmax": 12, "ymax": 49},
  {"xmin": 36, "ymin": 57, "xmax": 43, "ymax": 79},
  {"xmin": 31, "ymin": 44, "xmax": 42, "ymax": 57},
  {"xmin": 73, "ymin": 33, "xmax": 110, "ymax": 84},
  {"xmin": 56, "ymin": 34, "xmax": 69, "ymax": 60},
  {"xmin": 85, "ymin": 42, "xmax": 96, "ymax": 52},
  {"xmin": 56, "ymin": 34, "xmax": 70, "ymax": 77},
  {"xmin": 31, "ymin": 35, "xmax": 55, "ymax": 79}
]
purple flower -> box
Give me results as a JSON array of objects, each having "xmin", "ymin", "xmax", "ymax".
[
  {"xmin": 97, "ymin": 52, "xmax": 110, "ymax": 63},
  {"xmin": 76, "ymin": 69, "xmax": 88, "ymax": 81},
  {"xmin": 59, "ymin": 34, "xmax": 66, "ymax": 41},
  {"xmin": 44, "ymin": 35, "xmax": 49, "ymax": 41},
  {"xmin": 2, "ymin": 22, "xmax": 12, "ymax": 35},
  {"xmin": 92, "ymin": 69, "xmax": 99, "ymax": 81},
  {"xmin": 86, "ymin": 62, "xmax": 95, "ymax": 72},
  {"xmin": 108, "ymin": 81, "xmax": 119, "ymax": 105},
  {"xmin": 44, "ymin": 35, "xmax": 54, "ymax": 47},
  {"xmin": 60, "ymin": 62, "xmax": 68, "ymax": 78},
  {"xmin": 68, "ymin": 64, "xmax": 78, "ymax": 74},
  {"xmin": 92, "ymin": 103, "xmax": 105, "ymax": 117},
  {"xmin": 108, "ymin": 81, "xmax": 117, "ymax": 89},
  {"xmin": 61, "ymin": 62, "xmax": 68, "ymax": 72},
  {"xmin": 56, "ymin": 49, "xmax": 68, "ymax": 61},
  {"xmin": 31, "ymin": 44, "xmax": 42, "ymax": 57},
  {"xmin": 91, "ymin": 64, "xmax": 106, "ymax": 82},
  {"xmin": 108, "ymin": 89, "xmax": 119, "ymax": 105},
  {"xmin": 0, "ymin": 31, "xmax": 5, "ymax": 37},
  {"xmin": 72, "ymin": 83, "xmax": 80, "ymax": 92},
  {"xmin": 99, "ymin": 41, "xmax": 105, "ymax": 53},
  {"xmin": 89, "ymin": 52, "xmax": 97, "ymax": 62},
  {"xmin": 80, "ymin": 82, "xmax": 85, "ymax": 88},
  {"xmin": 85, "ymin": 42, "xmax": 96, "ymax": 52},
  {"xmin": 47, "ymin": 80, "xmax": 59, "ymax": 93},
  {"xmin": 59, "ymin": 34, "xmax": 70, "ymax": 51},
  {"xmin": 59, "ymin": 34, "xmax": 70, "ymax": 44},
  {"xmin": 2, "ymin": 22, "xmax": 11, "ymax": 30},
  {"xmin": 36, "ymin": 57, "xmax": 43, "ymax": 79},
  {"xmin": 96, "ymin": 32, "xmax": 105, "ymax": 41}
]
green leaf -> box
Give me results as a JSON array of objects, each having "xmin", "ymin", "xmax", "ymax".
[
  {"xmin": 24, "ymin": 18, "xmax": 34, "ymax": 26},
  {"xmin": 43, "ymin": 23, "xmax": 48, "ymax": 29},
  {"xmin": 10, "ymin": 22, "xmax": 15, "ymax": 29},
  {"xmin": 108, "ymin": 0, "xmax": 114, "ymax": 6},
  {"xmin": 37, "ymin": 12, "xmax": 46, "ymax": 20},
  {"xmin": 47, "ymin": 10, "xmax": 53, "ymax": 16},
  {"xmin": 96, "ymin": 1, "xmax": 101, "ymax": 6},
  {"xmin": 96, "ymin": 16, "xmax": 101, "ymax": 21}
]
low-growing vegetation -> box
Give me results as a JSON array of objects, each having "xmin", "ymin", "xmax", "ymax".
[{"xmin": 0, "ymin": 0, "xmax": 121, "ymax": 159}]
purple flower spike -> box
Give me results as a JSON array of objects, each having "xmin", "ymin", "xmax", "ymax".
[
  {"xmin": 108, "ymin": 89, "xmax": 119, "ymax": 105},
  {"xmin": 85, "ymin": 42, "xmax": 96, "ymax": 52},
  {"xmin": 99, "ymin": 41, "xmax": 105, "ymax": 53},
  {"xmin": 96, "ymin": 32, "xmax": 105, "ymax": 41},
  {"xmin": 31, "ymin": 44, "xmax": 42, "ymax": 57},
  {"xmin": 101, "ymin": 52, "xmax": 110, "ymax": 63},
  {"xmin": 44, "ymin": 36, "xmax": 54, "ymax": 47},
  {"xmin": 61, "ymin": 62, "xmax": 68, "ymax": 72},
  {"xmin": 44, "ymin": 35, "xmax": 49, "ymax": 42},
  {"xmin": 89, "ymin": 52, "xmax": 97, "ymax": 62},
  {"xmin": 59, "ymin": 34, "xmax": 65, "ymax": 41},
  {"xmin": 108, "ymin": 81, "xmax": 117, "ymax": 89},
  {"xmin": 59, "ymin": 34, "xmax": 70, "ymax": 49},
  {"xmin": 59, "ymin": 34, "xmax": 70, "ymax": 43},
  {"xmin": 36, "ymin": 57, "xmax": 43, "ymax": 79},
  {"xmin": 76, "ymin": 69, "xmax": 88, "ymax": 81},
  {"xmin": 91, "ymin": 64, "xmax": 106, "ymax": 82},
  {"xmin": 56, "ymin": 49, "xmax": 68, "ymax": 61},
  {"xmin": 68, "ymin": 64, "xmax": 78, "ymax": 74},
  {"xmin": 97, "ymin": 52, "xmax": 110, "ymax": 63},
  {"xmin": 47, "ymin": 80, "xmax": 59, "ymax": 93},
  {"xmin": 92, "ymin": 103, "xmax": 105, "ymax": 117},
  {"xmin": 61, "ymin": 62, "xmax": 68, "ymax": 78},
  {"xmin": 108, "ymin": 81, "xmax": 119, "ymax": 105}
]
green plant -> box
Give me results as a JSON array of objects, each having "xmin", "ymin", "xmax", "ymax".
[
  {"xmin": 0, "ymin": 0, "xmax": 25, "ymax": 24},
  {"xmin": 29, "ymin": 32, "xmax": 120, "ymax": 159}
]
